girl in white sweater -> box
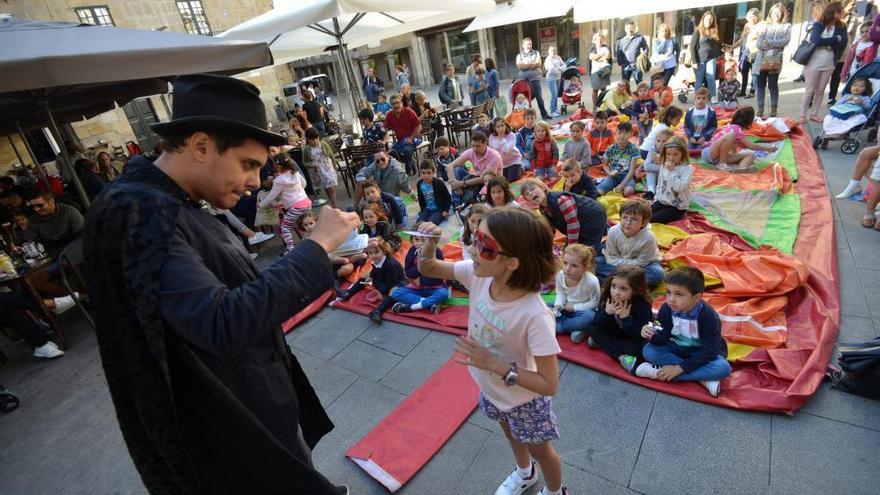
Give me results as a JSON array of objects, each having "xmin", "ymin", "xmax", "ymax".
[
  {"xmin": 552, "ymin": 243, "xmax": 601, "ymax": 343},
  {"xmin": 651, "ymin": 137, "xmax": 694, "ymax": 224}
]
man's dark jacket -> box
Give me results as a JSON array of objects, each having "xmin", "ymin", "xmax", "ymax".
[{"xmin": 83, "ymin": 157, "xmax": 340, "ymax": 494}]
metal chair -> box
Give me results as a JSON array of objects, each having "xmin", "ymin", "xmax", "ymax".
[
  {"xmin": 444, "ymin": 107, "xmax": 476, "ymax": 149},
  {"xmin": 325, "ymin": 135, "xmax": 350, "ymax": 196},
  {"xmin": 340, "ymin": 142, "xmax": 383, "ymax": 194},
  {"xmin": 57, "ymin": 238, "xmax": 95, "ymax": 331}
]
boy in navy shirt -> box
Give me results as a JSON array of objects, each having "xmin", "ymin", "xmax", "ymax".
[
  {"xmin": 636, "ymin": 266, "xmax": 731, "ymax": 397},
  {"xmin": 416, "ymin": 160, "xmax": 452, "ymax": 224}
]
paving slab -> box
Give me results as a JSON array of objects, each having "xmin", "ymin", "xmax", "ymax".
[
  {"xmin": 292, "ymin": 347, "xmax": 359, "ymax": 407},
  {"xmin": 358, "ymin": 320, "xmax": 429, "ymax": 356},
  {"xmin": 856, "ymin": 267, "xmax": 880, "ymax": 321},
  {"xmin": 380, "ymin": 331, "xmax": 457, "ymax": 396},
  {"xmin": 800, "ymin": 381, "xmax": 880, "ymax": 432},
  {"xmin": 842, "ymin": 224, "xmax": 880, "ymax": 270},
  {"xmin": 552, "ymin": 364, "xmax": 657, "ymax": 486},
  {"xmin": 330, "ymin": 340, "xmax": 403, "ymax": 381},
  {"xmin": 837, "ymin": 254, "xmax": 871, "ymax": 319},
  {"xmin": 836, "ymin": 314, "xmax": 880, "ymax": 344},
  {"xmin": 290, "ymin": 309, "xmax": 374, "ymax": 360},
  {"xmin": 404, "ymin": 422, "xmax": 492, "ymax": 494},
  {"xmin": 770, "ymin": 413, "xmax": 880, "ymax": 495},
  {"xmin": 454, "ymin": 433, "xmax": 539, "ymax": 495},
  {"xmin": 630, "ymin": 394, "xmax": 771, "ymax": 495},
  {"xmin": 311, "ymin": 378, "xmax": 407, "ymax": 495}
]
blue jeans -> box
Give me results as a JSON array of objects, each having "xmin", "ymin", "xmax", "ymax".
[
  {"xmin": 642, "ymin": 342, "xmax": 732, "ymax": 382},
  {"xmin": 662, "ymin": 67, "xmax": 675, "ymax": 86},
  {"xmin": 597, "ymin": 174, "xmax": 635, "ymax": 194},
  {"xmin": 695, "ymin": 59, "xmax": 717, "ymax": 99},
  {"xmin": 756, "ymin": 71, "xmax": 780, "ymax": 113},
  {"xmin": 391, "ymin": 286, "xmax": 450, "ymax": 308},
  {"xmin": 622, "ymin": 64, "xmax": 643, "ymax": 84},
  {"xmin": 595, "ymin": 257, "xmax": 665, "ymax": 287},
  {"xmin": 417, "ymin": 209, "xmax": 445, "ymax": 224},
  {"xmin": 392, "ymin": 140, "xmax": 417, "ymax": 174},
  {"xmin": 503, "ymin": 164, "xmax": 523, "ymax": 182},
  {"xmin": 555, "ymin": 309, "xmax": 596, "ymax": 334},
  {"xmin": 534, "ymin": 166, "xmax": 557, "ymax": 180},
  {"xmin": 547, "ymin": 79, "xmax": 559, "ymax": 114}
]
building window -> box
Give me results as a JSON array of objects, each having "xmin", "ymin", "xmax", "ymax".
[
  {"xmin": 75, "ymin": 6, "xmax": 114, "ymax": 27},
  {"xmin": 177, "ymin": 1, "xmax": 212, "ymax": 36}
]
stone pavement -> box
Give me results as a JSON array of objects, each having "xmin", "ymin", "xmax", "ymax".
[{"xmin": 1, "ymin": 72, "xmax": 879, "ymax": 495}]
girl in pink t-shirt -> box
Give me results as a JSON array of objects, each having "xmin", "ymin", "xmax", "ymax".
[
  {"xmin": 259, "ymin": 153, "xmax": 312, "ymax": 254},
  {"xmin": 701, "ymin": 106, "xmax": 778, "ymax": 171},
  {"xmin": 415, "ymin": 208, "xmax": 569, "ymax": 495}
]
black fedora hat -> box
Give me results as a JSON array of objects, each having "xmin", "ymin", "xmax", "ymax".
[{"xmin": 151, "ymin": 74, "xmax": 286, "ymax": 147}]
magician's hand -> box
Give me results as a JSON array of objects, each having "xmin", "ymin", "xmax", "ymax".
[{"xmin": 309, "ymin": 207, "xmax": 361, "ymax": 255}]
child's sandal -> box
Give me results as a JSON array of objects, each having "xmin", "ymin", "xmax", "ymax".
[{"xmin": 861, "ymin": 212, "xmax": 876, "ymax": 228}]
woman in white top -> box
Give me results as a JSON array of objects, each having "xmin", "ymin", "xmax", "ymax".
[
  {"xmin": 589, "ymin": 33, "xmax": 612, "ymax": 110},
  {"xmin": 544, "ymin": 46, "xmax": 567, "ymax": 118},
  {"xmin": 800, "ymin": 1, "xmax": 848, "ymax": 123},
  {"xmin": 651, "ymin": 24, "xmax": 678, "ymax": 87}
]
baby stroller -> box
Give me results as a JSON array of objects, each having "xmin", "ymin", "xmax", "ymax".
[
  {"xmin": 509, "ymin": 79, "xmax": 533, "ymax": 108},
  {"xmin": 558, "ymin": 58, "xmax": 586, "ymax": 114},
  {"xmin": 813, "ymin": 60, "xmax": 880, "ymax": 154}
]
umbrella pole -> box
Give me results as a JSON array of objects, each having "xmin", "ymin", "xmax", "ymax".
[
  {"xmin": 41, "ymin": 101, "xmax": 90, "ymax": 209},
  {"xmin": 6, "ymin": 135, "xmax": 26, "ymax": 166},
  {"xmin": 13, "ymin": 122, "xmax": 53, "ymax": 193}
]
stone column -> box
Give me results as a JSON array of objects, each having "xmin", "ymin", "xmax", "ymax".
[
  {"xmin": 410, "ymin": 34, "xmax": 434, "ymax": 86},
  {"xmin": 386, "ymin": 51, "xmax": 397, "ymax": 86}
]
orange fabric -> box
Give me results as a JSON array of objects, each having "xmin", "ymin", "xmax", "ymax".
[
  {"xmin": 663, "ymin": 234, "xmax": 808, "ymax": 297},
  {"xmin": 691, "ymin": 162, "xmax": 794, "ymax": 193},
  {"xmin": 505, "ymin": 110, "xmax": 525, "ymax": 131},
  {"xmin": 704, "ymin": 294, "xmax": 789, "ymax": 349},
  {"xmin": 745, "ymin": 121, "xmax": 786, "ymax": 142}
]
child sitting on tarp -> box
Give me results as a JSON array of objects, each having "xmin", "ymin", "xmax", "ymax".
[
  {"xmin": 359, "ymin": 204, "xmax": 402, "ymax": 252},
  {"xmin": 684, "ymin": 88, "xmax": 718, "ymax": 150},
  {"xmin": 561, "ymin": 121, "xmax": 592, "ymax": 168},
  {"xmin": 651, "ymin": 137, "xmax": 693, "ymax": 224},
  {"xmin": 416, "ymin": 160, "xmax": 452, "ymax": 225},
  {"xmin": 433, "ymin": 136, "xmax": 458, "ymax": 182},
  {"xmin": 336, "ymin": 238, "xmax": 405, "ymax": 324},
  {"xmin": 515, "ymin": 109, "xmax": 537, "ymax": 169},
  {"xmin": 597, "ymin": 121, "xmax": 640, "ymax": 196},
  {"xmin": 822, "ymin": 77, "xmax": 874, "ymax": 142},
  {"xmin": 636, "ymin": 266, "xmax": 732, "ymax": 397},
  {"xmin": 560, "ymin": 158, "xmax": 599, "ymax": 199},
  {"xmin": 389, "ymin": 226, "xmax": 449, "ymax": 316},
  {"xmin": 362, "ymin": 179, "xmax": 407, "ymax": 229},
  {"xmin": 700, "ymin": 106, "xmax": 777, "ymax": 171},
  {"xmin": 595, "ymin": 199, "xmax": 664, "ymax": 287},
  {"xmin": 587, "ymin": 111, "xmax": 614, "ymax": 165},
  {"xmin": 551, "ymin": 243, "xmax": 600, "ymax": 344}
]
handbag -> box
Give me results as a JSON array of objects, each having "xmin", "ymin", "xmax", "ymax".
[
  {"xmin": 792, "ymin": 39, "xmax": 816, "ymax": 65},
  {"xmin": 761, "ymin": 60, "xmax": 782, "ymax": 72},
  {"xmin": 254, "ymin": 191, "xmax": 281, "ymax": 227}
]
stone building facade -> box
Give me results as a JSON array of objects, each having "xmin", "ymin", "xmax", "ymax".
[{"xmin": 0, "ymin": 0, "xmax": 293, "ymax": 172}]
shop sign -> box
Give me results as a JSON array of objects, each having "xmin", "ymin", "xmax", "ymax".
[{"xmin": 539, "ymin": 26, "xmax": 557, "ymax": 52}]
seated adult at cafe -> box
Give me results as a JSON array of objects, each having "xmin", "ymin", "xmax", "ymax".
[
  {"xmin": 353, "ymin": 150, "xmax": 412, "ymax": 207},
  {"xmin": 24, "ymin": 190, "xmax": 84, "ymax": 257}
]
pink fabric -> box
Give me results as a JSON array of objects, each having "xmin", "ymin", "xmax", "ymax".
[{"xmin": 460, "ymin": 147, "xmax": 504, "ymax": 175}]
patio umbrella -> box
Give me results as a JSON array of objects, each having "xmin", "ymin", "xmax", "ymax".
[
  {"xmin": 0, "ymin": 15, "xmax": 274, "ymax": 207},
  {"xmin": 219, "ymin": 0, "xmax": 495, "ymax": 125}
]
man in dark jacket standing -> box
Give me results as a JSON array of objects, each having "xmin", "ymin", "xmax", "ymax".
[
  {"xmin": 616, "ymin": 20, "xmax": 649, "ymax": 84},
  {"xmin": 438, "ymin": 64, "xmax": 464, "ymax": 109},
  {"xmin": 83, "ymin": 74, "xmax": 359, "ymax": 494}
]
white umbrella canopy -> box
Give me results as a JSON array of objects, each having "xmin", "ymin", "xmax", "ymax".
[
  {"xmin": 219, "ymin": 0, "xmax": 496, "ymax": 64},
  {"xmin": 572, "ymin": 0, "xmax": 740, "ymax": 23}
]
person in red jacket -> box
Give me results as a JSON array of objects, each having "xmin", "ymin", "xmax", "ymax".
[{"xmin": 383, "ymin": 94, "xmax": 422, "ymax": 175}]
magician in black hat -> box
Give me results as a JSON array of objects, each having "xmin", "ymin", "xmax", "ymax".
[{"xmin": 82, "ymin": 74, "xmax": 360, "ymax": 494}]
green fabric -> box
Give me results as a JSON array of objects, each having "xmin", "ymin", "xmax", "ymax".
[{"xmin": 690, "ymin": 190, "xmax": 801, "ymax": 254}]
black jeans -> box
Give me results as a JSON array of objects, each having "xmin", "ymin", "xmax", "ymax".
[
  {"xmin": 828, "ymin": 61, "xmax": 845, "ymax": 101},
  {"xmin": 0, "ymin": 291, "xmax": 48, "ymax": 348},
  {"xmin": 651, "ymin": 201, "xmax": 687, "ymax": 224},
  {"xmin": 756, "ymin": 71, "xmax": 780, "ymax": 112},
  {"xmin": 622, "ymin": 64, "xmax": 644, "ymax": 84},
  {"xmin": 662, "ymin": 67, "xmax": 675, "ymax": 87},
  {"xmin": 740, "ymin": 59, "xmax": 753, "ymax": 94}
]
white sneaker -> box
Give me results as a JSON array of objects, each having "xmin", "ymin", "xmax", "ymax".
[
  {"xmin": 539, "ymin": 487, "xmax": 569, "ymax": 495},
  {"xmin": 249, "ymin": 252, "xmax": 259, "ymax": 260},
  {"xmin": 701, "ymin": 380, "xmax": 721, "ymax": 397},
  {"xmin": 52, "ymin": 294, "xmax": 78, "ymax": 315},
  {"xmin": 33, "ymin": 341, "xmax": 64, "ymax": 359},
  {"xmin": 635, "ymin": 362, "xmax": 661, "ymax": 379},
  {"xmin": 248, "ymin": 232, "xmax": 275, "ymax": 245},
  {"xmin": 835, "ymin": 183, "xmax": 862, "ymax": 199},
  {"xmin": 495, "ymin": 463, "xmax": 538, "ymax": 495}
]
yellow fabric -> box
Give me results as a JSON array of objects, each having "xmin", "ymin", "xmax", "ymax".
[
  {"xmin": 667, "ymin": 258, "xmax": 723, "ymax": 289},
  {"xmin": 726, "ymin": 342, "xmax": 757, "ymax": 362}
]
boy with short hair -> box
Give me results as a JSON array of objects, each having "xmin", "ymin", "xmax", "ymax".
[
  {"xmin": 390, "ymin": 224, "xmax": 448, "ymax": 315},
  {"xmin": 358, "ymin": 109, "xmax": 388, "ymax": 145},
  {"xmin": 516, "ymin": 108, "xmax": 538, "ymax": 170},
  {"xmin": 472, "ymin": 113, "xmax": 492, "ymax": 137},
  {"xmin": 595, "ymin": 199, "xmax": 663, "ymax": 286},
  {"xmin": 636, "ymin": 266, "xmax": 731, "ymax": 397},
  {"xmin": 362, "ymin": 179, "xmax": 408, "ymax": 228},
  {"xmin": 648, "ymin": 73, "xmax": 674, "ymax": 111},
  {"xmin": 630, "ymin": 82, "xmax": 657, "ymax": 145},
  {"xmin": 373, "ymin": 93, "xmax": 392, "ymax": 117},
  {"xmin": 561, "ymin": 158, "xmax": 599, "ymax": 199},
  {"xmin": 562, "ymin": 121, "xmax": 592, "ymax": 168},
  {"xmin": 597, "ymin": 122, "xmax": 640, "ymax": 196},
  {"xmin": 433, "ymin": 136, "xmax": 458, "ymax": 182},
  {"xmin": 684, "ymin": 88, "xmax": 718, "ymax": 150},
  {"xmin": 416, "ymin": 160, "xmax": 452, "ymax": 224},
  {"xmin": 587, "ymin": 111, "xmax": 613, "ymax": 165}
]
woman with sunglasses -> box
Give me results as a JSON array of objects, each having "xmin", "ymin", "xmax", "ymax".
[
  {"xmin": 415, "ymin": 208, "xmax": 569, "ymax": 495},
  {"xmin": 520, "ymin": 178, "xmax": 608, "ymax": 256}
]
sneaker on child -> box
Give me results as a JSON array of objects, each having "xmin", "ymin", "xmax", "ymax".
[
  {"xmin": 539, "ymin": 487, "xmax": 569, "ymax": 495},
  {"xmin": 248, "ymin": 232, "xmax": 275, "ymax": 245},
  {"xmin": 52, "ymin": 294, "xmax": 78, "ymax": 315},
  {"xmin": 835, "ymin": 180, "xmax": 863, "ymax": 199},
  {"xmin": 494, "ymin": 463, "xmax": 537, "ymax": 495},
  {"xmin": 619, "ymin": 354, "xmax": 638, "ymax": 374},
  {"xmin": 635, "ymin": 362, "xmax": 661, "ymax": 379},
  {"xmin": 391, "ymin": 303, "xmax": 411, "ymax": 313},
  {"xmin": 570, "ymin": 331, "xmax": 587, "ymax": 344},
  {"xmin": 586, "ymin": 336, "xmax": 599, "ymax": 349},
  {"xmin": 701, "ymin": 380, "xmax": 722, "ymax": 397},
  {"xmin": 33, "ymin": 341, "xmax": 64, "ymax": 359}
]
